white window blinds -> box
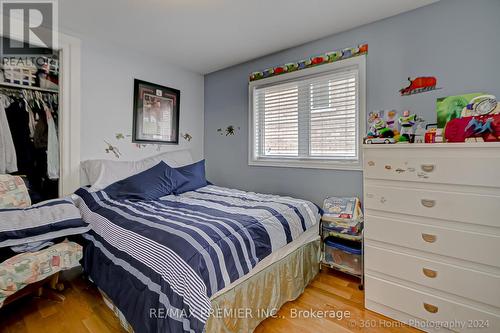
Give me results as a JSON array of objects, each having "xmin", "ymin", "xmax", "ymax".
[
  {"xmin": 251, "ymin": 65, "xmax": 361, "ymax": 168},
  {"xmin": 256, "ymin": 82, "xmax": 299, "ymax": 156},
  {"xmin": 309, "ymin": 72, "xmax": 357, "ymax": 158}
]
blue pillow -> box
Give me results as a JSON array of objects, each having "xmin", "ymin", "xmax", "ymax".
[
  {"xmin": 173, "ymin": 160, "xmax": 208, "ymax": 194},
  {"xmin": 104, "ymin": 161, "xmax": 188, "ymax": 200}
]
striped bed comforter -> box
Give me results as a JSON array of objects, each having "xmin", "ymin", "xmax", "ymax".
[
  {"xmin": 0, "ymin": 198, "xmax": 89, "ymax": 248},
  {"xmin": 74, "ymin": 185, "xmax": 321, "ymax": 333}
]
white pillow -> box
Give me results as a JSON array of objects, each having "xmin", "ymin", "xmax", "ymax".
[{"xmin": 81, "ymin": 150, "xmax": 194, "ymax": 191}]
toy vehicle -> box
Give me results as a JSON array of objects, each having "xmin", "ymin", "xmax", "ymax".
[
  {"xmin": 399, "ymin": 77, "xmax": 437, "ymax": 95},
  {"xmin": 365, "ymin": 116, "xmax": 395, "ymax": 144},
  {"xmin": 364, "ymin": 137, "xmax": 396, "ymax": 144}
]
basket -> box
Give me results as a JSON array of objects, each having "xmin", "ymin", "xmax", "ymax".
[{"xmin": 2, "ymin": 64, "xmax": 37, "ymax": 87}]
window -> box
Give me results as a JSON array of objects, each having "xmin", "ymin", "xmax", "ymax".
[{"xmin": 249, "ymin": 56, "xmax": 365, "ymax": 170}]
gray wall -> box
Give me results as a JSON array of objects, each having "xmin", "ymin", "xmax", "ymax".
[
  {"xmin": 204, "ymin": 0, "xmax": 500, "ymax": 206},
  {"xmin": 77, "ymin": 38, "xmax": 204, "ymax": 163}
]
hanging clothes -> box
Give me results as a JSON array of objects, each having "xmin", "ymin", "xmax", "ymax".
[
  {"xmin": 32, "ymin": 100, "xmax": 48, "ymax": 149},
  {"xmin": 45, "ymin": 106, "xmax": 59, "ymax": 180},
  {"xmin": 26, "ymin": 101, "xmax": 36, "ymax": 139},
  {"xmin": 0, "ymin": 94, "xmax": 17, "ymax": 173},
  {"xmin": 5, "ymin": 98, "xmax": 34, "ymax": 174},
  {"xmin": 1, "ymin": 86, "xmax": 59, "ymax": 201},
  {"xmin": 32, "ymin": 99, "xmax": 49, "ymax": 199}
]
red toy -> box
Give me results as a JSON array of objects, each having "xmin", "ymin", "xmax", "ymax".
[
  {"xmin": 273, "ymin": 66, "xmax": 285, "ymax": 74},
  {"xmin": 400, "ymin": 77, "xmax": 437, "ymax": 96},
  {"xmin": 444, "ymin": 114, "xmax": 500, "ymax": 142},
  {"xmin": 425, "ymin": 129, "xmax": 437, "ymax": 143},
  {"xmin": 311, "ymin": 56, "xmax": 327, "ymax": 65}
]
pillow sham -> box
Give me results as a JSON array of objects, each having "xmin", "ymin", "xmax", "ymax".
[
  {"xmin": 82, "ymin": 149, "xmax": 194, "ymax": 191},
  {"xmin": 0, "ymin": 198, "xmax": 89, "ymax": 248},
  {"xmin": 173, "ymin": 159, "xmax": 208, "ymax": 194},
  {"xmin": 103, "ymin": 161, "xmax": 189, "ymax": 200}
]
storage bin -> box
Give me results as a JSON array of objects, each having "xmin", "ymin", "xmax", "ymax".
[{"xmin": 324, "ymin": 237, "xmax": 362, "ymax": 275}]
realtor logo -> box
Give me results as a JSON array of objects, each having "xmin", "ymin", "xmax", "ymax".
[{"xmin": 0, "ymin": 0, "xmax": 58, "ymax": 55}]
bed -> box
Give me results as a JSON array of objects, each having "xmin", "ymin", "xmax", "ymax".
[{"xmin": 73, "ymin": 184, "xmax": 321, "ymax": 333}]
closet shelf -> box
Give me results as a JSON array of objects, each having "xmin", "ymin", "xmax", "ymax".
[{"xmin": 0, "ymin": 82, "xmax": 58, "ymax": 93}]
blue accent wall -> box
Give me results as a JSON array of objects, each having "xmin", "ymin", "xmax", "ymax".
[{"xmin": 204, "ymin": 0, "xmax": 500, "ymax": 205}]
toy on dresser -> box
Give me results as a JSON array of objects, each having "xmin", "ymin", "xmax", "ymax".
[
  {"xmin": 398, "ymin": 110, "xmax": 418, "ymax": 142},
  {"xmin": 424, "ymin": 124, "xmax": 444, "ymax": 143},
  {"xmin": 444, "ymin": 95, "xmax": 500, "ymax": 142},
  {"xmin": 365, "ymin": 109, "xmax": 427, "ymax": 144},
  {"xmin": 364, "ymin": 111, "xmax": 396, "ymax": 144},
  {"xmin": 385, "ymin": 110, "xmax": 400, "ymax": 136}
]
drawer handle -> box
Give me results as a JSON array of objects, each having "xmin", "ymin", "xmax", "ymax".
[
  {"xmin": 421, "ymin": 199, "xmax": 436, "ymax": 208},
  {"xmin": 423, "ymin": 303, "xmax": 439, "ymax": 313},
  {"xmin": 422, "ymin": 233, "xmax": 437, "ymax": 243},
  {"xmin": 421, "ymin": 164, "xmax": 435, "ymax": 172},
  {"xmin": 422, "ymin": 268, "xmax": 438, "ymax": 278}
]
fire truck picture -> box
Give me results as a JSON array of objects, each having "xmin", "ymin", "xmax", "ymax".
[{"xmin": 399, "ymin": 77, "xmax": 437, "ymax": 96}]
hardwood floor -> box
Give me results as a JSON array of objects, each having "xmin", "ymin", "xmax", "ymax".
[
  {"xmin": 255, "ymin": 269, "xmax": 419, "ymax": 333},
  {"xmin": 0, "ymin": 275, "xmax": 123, "ymax": 333},
  {"xmin": 0, "ymin": 269, "xmax": 420, "ymax": 333}
]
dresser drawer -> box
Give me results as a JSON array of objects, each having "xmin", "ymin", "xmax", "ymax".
[
  {"xmin": 365, "ymin": 245, "xmax": 500, "ymax": 308},
  {"xmin": 365, "ymin": 275, "xmax": 500, "ymax": 332},
  {"xmin": 365, "ymin": 184, "xmax": 500, "ymax": 228},
  {"xmin": 363, "ymin": 146, "xmax": 500, "ymax": 187},
  {"xmin": 364, "ymin": 214, "xmax": 500, "ymax": 267}
]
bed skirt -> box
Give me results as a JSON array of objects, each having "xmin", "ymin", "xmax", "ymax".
[
  {"xmin": 99, "ymin": 239, "xmax": 320, "ymax": 333},
  {"xmin": 206, "ymin": 238, "xmax": 320, "ymax": 332}
]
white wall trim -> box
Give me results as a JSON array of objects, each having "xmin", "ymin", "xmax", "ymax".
[
  {"xmin": 2, "ymin": 19, "xmax": 81, "ymax": 196},
  {"xmin": 248, "ymin": 158, "xmax": 363, "ymax": 171},
  {"xmin": 248, "ymin": 55, "xmax": 366, "ymax": 171},
  {"xmin": 58, "ymin": 33, "xmax": 81, "ymax": 195}
]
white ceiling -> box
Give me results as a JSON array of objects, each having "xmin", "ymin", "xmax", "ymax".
[{"xmin": 60, "ymin": 0, "xmax": 438, "ymax": 74}]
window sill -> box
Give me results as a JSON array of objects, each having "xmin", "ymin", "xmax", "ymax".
[{"xmin": 248, "ymin": 158, "xmax": 363, "ymax": 171}]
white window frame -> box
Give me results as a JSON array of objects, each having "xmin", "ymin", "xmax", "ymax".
[{"xmin": 248, "ymin": 55, "xmax": 366, "ymax": 171}]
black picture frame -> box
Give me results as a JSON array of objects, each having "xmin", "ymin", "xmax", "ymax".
[{"xmin": 132, "ymin": 79, "xmax": 180, "ymax": 144}]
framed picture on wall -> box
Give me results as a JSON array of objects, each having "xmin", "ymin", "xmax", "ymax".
[{"xmin": 132, "ymin": 79, "xmax": 180, "ymax": 144}]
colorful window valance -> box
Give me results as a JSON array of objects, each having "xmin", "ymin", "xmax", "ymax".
[{"xmin": 249, "ymin": 43, "xmax": 367, "ymax": 82}]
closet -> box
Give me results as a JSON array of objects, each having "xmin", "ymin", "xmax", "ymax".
[{"xmin": 0, "ymin": 38, "xmax": 60, "ymax": 203}]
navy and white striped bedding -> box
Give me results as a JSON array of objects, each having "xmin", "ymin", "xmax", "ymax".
[
  {"xmin": 0, "ymin": 198, "xmax": 89, "ymax": 248},
  {"xmin": 74, "ymin": 185, "xmax": 321, "ymax": 333}
]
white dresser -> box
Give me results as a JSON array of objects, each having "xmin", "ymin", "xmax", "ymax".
[{"xmin": 363, "ymin": 143, "xmax": 500, "ymax": 333}]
